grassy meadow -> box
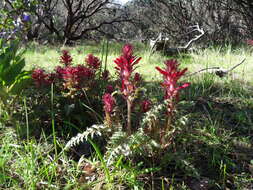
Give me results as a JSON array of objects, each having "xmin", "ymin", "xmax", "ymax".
[
  {"xmin": 0, "ymin": 41, "xmax": 253, "ymax": 189},
  {"xmin": 24, "ymin": 42, "xmax": 253, "ymax": 82}
]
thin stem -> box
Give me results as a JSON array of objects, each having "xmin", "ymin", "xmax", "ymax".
[
  {"xmin": 104, "ymin": 39, "xmax": 109, "ymax": 71},
  {"xmin": 105, "ymin": 111, "xmax": 112, "ymax": 128},
  {"xmin": 99, "ymin": 38, "xmax": 105, "ymax": 78},
  {"xmin": 127, "ymin": 98, "xmax": 132, "ymax": 135},
  {"xmin": 51, "ymin": 83, "xmax": 57, "ymax": 156},
  {"xmin": 23, "ymin": 97, "xmax": 29, "ymax": 141}
]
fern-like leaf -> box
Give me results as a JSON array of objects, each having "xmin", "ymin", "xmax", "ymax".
[
  {"xmin": 64, "ymin": 124, "xmax": 107, "ymax": 150},
  {"xmin": 106, "ymin": 128, "xmax": 160, "ymax": 166},
  {"xmin": 141, "ymin": 101, "xmax": 167, "ymax": 128}
]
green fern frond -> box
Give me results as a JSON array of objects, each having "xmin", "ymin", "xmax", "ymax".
[
  {"xmin": 64, "ymin": 124, "xmax": 107, "ymax": 150},
  {"xmin": 107, "ymin": 130, "xmax": 127, "ymax": 147},
  {"xmin": 141, "ymin": 101, "xmax": 167, "ymax": 128},
  {"xmin": 106, "ymin": 128, "xmax": 160, "ymax": 166}
]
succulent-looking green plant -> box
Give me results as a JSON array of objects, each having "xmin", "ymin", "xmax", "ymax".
[{"xmin": 0, "ymin": 39, "xmax": 31, "ymax": 106}]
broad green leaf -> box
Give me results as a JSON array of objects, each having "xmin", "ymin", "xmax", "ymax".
[
  {"xmin": 2, "ymin": 58, "xmax": 26, "ymax": 86},
  {"xmin": 0, "ymin": 87, "xmax": 8, "ymax": 105},
  {"xmin": 9, "ymin": 77, "xmax": 32, "ymax": 95}
]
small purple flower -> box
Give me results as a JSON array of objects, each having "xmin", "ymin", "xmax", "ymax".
[{"xmin": 22, "ymin": 13, "xmax": 30, "ymax": 22}]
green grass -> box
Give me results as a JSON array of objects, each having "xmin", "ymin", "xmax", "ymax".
[
  {"xmin": 24, "ymin": 42, "xmax": 253, "ymax": 83},
  {"xmin": 1, "ymin": 42, "xmax": 253, "ymax": 189}
]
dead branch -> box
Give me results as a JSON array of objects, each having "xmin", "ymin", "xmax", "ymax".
[
  {"xmin": 150, "ymin": 33, "xmax": 162, "ymax": 53},
  {"xmin": 215, "ymin": 58, "xmax": 246, "ymax": 77},
  {"xmin": 185, "ymin": 67, "xmax": 221, "ymax": 77},
  {"xmin": 150, "ymin": 23, "xmax": 205, "ymax": 55},
  {"xmin": 185, "ymin": 58, "xmax": 246, "ymax": 78},
  {"xmin": 179, "ymin": 23, "xmax": 205, "ymax": 50}
]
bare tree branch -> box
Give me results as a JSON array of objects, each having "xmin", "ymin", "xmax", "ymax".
[{"xmin": 185, "ymin": 58, "xmax": 246, "ymax": 78}]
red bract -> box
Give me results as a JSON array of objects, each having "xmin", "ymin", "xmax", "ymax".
[
  {"xmin": 106, "ymin": 85, "xmax": 114, "ymax": 94},
  {"xmin": 55, "ymin": 66, "xmax": 64, "ymax": 78},
  {"xmin": 57, "ymin": 65, "xmax": 94, "ymax": 89},
  {"xmin": 141, "ymin": 100, "xmax": 152, "ymax": 113},
  {"xmin": 246, "ymin": 40, "xmax": 253, "ymax": 46},
  {"xmin": 102, "ymin": 70, "xmax": 110, "ymax": 80},
  {"xmin": 134, "ymin": 72, "xmax": 141, "ymax": 82},
  {"xmin": 85, "ymin": 54, "xmax": 101, "ymax": 70},
  {"xmin": 156, "ymin": 59, "xmax": 190, "ymax": 100},
  {"xmin": 114, "ymin": 44, "xmax": 141, "ymax": 97},
  {"xmin": 60, "ymin": 50, "xmax": 72, "ymax": 66},
  {"xmin": 103, "ymin": 93, "xmax": 115, "ymax": 113},
  {"xmin": 122, "ymin": 44, "xmax": 133, "ymax": 60},
  {"xmin": 47, "ymin": 73, "xmax": 56, "ymax": 84},
  {"xmin": 32, "ymin": 68, "xmax": 53, "ymax": 87}
]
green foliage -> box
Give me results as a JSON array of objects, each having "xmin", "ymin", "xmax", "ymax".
[{"xmin": 0, "ymin": 40, "xmax": 31, "ymax": 106}]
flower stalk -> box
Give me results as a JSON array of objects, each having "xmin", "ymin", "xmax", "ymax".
[
  {"xmin": 156, "ymin": 59, "xmax": 190, "ymax": 146},
  {"xmin": 114, "ymin": 44, "xmax": 141, "ymax": 134}
]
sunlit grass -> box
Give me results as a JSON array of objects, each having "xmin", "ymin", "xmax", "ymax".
[{"xmin": 24, "ymin": 42, "xmax": 253, "ymax": 85}]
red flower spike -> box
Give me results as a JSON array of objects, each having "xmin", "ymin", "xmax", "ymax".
[
  {"xmin": 122, "ymin": 44, "xmax": 133, "ymax": 60},
  {"xmin": 103, "ymin": 93, "xmax": 116, "ymax": 113},
  {"xmin": 114, "ymin": 44, "xmax": 142, "ymax": 134},
  {"xmin": 156, "ymin": 59, "xmax": 190, "ymax": 114},
  {"xmin": 56, "ymin": 65, "xmax": 94, "ymax": 89},
  {"xmin": 141, "ymin": 100, "xmax": 152, "ymax": 113},
  {"xmin": 85, "ymin": 54, "xmax": 101, "ymax": 70},
  {"xmin": 32, "ymin": 68, "xmax": 53, "ymax": 87},
  {"xmin": 114, "ymin": 44, "xmax": 142, "ymax": 98},
  {"xmin": 60, "ymin": 50, "xmax": 72, "ymax": 66}
]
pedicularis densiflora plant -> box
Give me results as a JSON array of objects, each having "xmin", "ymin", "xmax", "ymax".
[
  {"xmin": 155, "ymin": 60, "xmax": 190, "ymax": 146},
  {"xmin": 32, "ymin": 50, "xmax": 102, "ymax": 97},
  {"xmin": 114, "ymin": 44, "xmax": 142, "ymax": 134},
  {"xmin": 101, "ymin": 44, "xmax": 190, "ymax": 147},
  {"xmin": 65, "ymin": 44, "xmax": 190, "ymax": 170},
  {"xmin": 32, "ymin": 44, "xmax": 190, "ymax": 150},
  {"xmin": 31, "ymin": 50, "xmax": 111, "ymax": 130}
]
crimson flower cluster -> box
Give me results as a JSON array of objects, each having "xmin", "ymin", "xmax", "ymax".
[
  {"xmin": 85, "ymin": 54, "xmax": 101, "ymax": 70},
  {"xmin": 156, "ymin": 59, "xmax": 190, "ymax": 114},
  {"xmin": 32, "ymin": 50, "xmax": 101, "ymax": 94},
  {"xmin": 31, "ymin": 68, "xmax": 54, "ymax": 87},
  {"xmin": 60, "ymin": 50, "xmax": 72, "ymax": 67},
  {"xmin": 102, "ymin": 93, "xmax": 116, "ymax": 114},
  {"xmin": 56, "ymin": 65, "xmax": 94, "ymax": 89},
  {"xmin": 114, "ymin": 44, "xmax": 141, "ymax": 98}
]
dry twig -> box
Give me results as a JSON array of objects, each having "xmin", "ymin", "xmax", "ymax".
[{"xmin": 185, "ymin": 58, "xmax": 246, "ymax": 78}]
